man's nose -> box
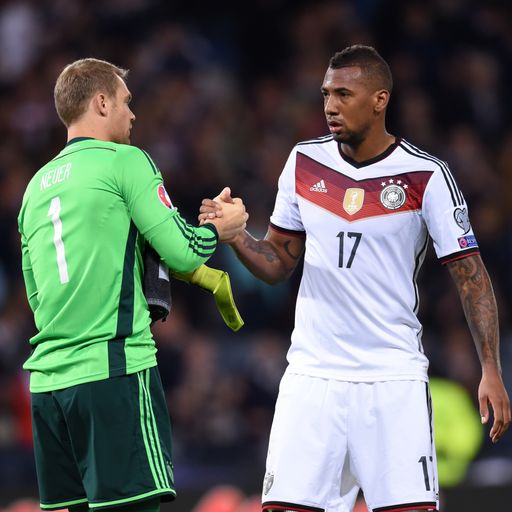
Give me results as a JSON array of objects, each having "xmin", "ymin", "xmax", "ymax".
[{"xmin": 324, "ymin": 96, "xmax": 338, "ymax": 115}]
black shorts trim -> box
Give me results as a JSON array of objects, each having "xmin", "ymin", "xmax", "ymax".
[
  {"xmin": 262, "ymin": 501, "xmax": 324, "ymax": 512},
  {"xmin": 373, "ymin": 501, "xmax": 437, "ymax": 512}
]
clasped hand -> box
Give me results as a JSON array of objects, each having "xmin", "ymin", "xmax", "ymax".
[{"xmin": 200, "ymin": 187, "xmax": 245, "ymax": 242}]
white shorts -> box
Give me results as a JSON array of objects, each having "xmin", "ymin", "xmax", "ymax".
[{"xmin": 262, "ymin": 372, "xmax": 439, "ymax": 512}]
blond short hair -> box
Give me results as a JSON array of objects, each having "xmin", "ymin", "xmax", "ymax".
[{"xmin": 54, "ymin": 58, "xmax": 129, "ymax": 127}]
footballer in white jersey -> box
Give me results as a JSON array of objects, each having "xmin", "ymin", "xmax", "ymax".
[{"xmin": 270, "ymin": 135, "xmax": 479, "ymax": 384}]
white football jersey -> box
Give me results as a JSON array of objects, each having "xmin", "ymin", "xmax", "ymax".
[{"xmin": 270, "ymin": 136, "xmax": 479, "ymax": 382}]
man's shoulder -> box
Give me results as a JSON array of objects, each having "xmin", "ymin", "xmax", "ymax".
[
  {"xmin": 291, "ymin": 135, "xmax": 337, "ymax": 166},
  {"xmin": 296, "ymin": 134, "xmax": 335, "ymax": 148},
  {"xmin": 70, "ymin": 140, "xmax": 149, "ymax": 161},
  {"xmin": 113, "ymin": 143, "xmax": 159, "ymax": 171},
  {"xmin": 22, "ymin": 158, "xmax": 57, "ymax": 202},
  {"xmin": 397, "ymin": 138, "xmax": 448, "ymax": 172},
  {"xmin": 288, "ymin": 135, "xmax": 341, "ymax": 174},
  {"xmin": 109, "ymin": 141, "xmax": 137, "ymax": 152}
]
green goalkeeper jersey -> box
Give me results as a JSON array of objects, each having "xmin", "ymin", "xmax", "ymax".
[{"xmin": 18, "ymin": 137, "xmax": 218, "ymax": 392}]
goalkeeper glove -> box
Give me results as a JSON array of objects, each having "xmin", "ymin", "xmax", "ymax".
[{"xmin": 172, "ymin": 265, "xmax": 244, "ymax": 332}]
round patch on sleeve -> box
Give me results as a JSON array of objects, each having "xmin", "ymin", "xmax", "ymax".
[{"xmin": 157, "ymin": 184, "xmax": 174, "ymax": 208}]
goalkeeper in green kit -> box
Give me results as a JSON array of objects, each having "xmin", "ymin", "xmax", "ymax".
[{"xmin": 17, "ymin": 58, "xmax": 248, "ymax": 512}]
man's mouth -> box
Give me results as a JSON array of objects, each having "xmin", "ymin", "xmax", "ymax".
[{"xmin": 327, "ymin": 120, "xmax": 343, "ymax": 133}]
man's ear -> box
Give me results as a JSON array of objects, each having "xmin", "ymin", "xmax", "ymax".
[
  {"xmin": 91, "ymin": 93, "xmax": 109, "ymax": 117},
  {"xmin": 373, "ymin": 89, "xmax": 390, "ymax": 114}
]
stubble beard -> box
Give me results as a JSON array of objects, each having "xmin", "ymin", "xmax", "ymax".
[{"xmin": 332, "ymin": 122, "xmax": 371, "ymax": 149}]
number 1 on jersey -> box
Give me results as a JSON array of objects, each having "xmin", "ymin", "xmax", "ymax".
[{"xmin": 48, "ymin": 196, "xmax": 70, "ymax": 284}]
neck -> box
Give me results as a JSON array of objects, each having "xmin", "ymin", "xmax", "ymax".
[
  {"xmin": 67, "ymin": 122, "xmax": 108, "ymax": 143},
  {"xmin": 340, "ymin": 126, "xmax": 395, "ymax": 163}
]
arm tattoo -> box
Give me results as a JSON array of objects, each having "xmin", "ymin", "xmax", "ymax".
[
  {"xmin": 448, "ymin": 255, "xmax": 500, "ymax": 368},
  {"xmin": 284, "ymin": 240, "xmax": 301, "ymax": 260},
  {"xmin": 242, "ymin": 236, "xmax": 278, "ymax": 263}
]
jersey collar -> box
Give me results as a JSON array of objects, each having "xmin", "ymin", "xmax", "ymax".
[
  {"xmin": 338, "ymin": 137, "xmax": 401, "ymax": 169},
  {"xmin": 66, "ymin": 137, "xmax": 95, "ymax": 146}
]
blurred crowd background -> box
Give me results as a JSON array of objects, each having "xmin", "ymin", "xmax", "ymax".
[{"xmin": 0, "ymin": 0, "xmax": 511, "ymax": 510}]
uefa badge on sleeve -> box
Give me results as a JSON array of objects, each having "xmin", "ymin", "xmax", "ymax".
[
  {"xmin": 458, "ymin": 235, "xmax": 478, "ymax": 249},
  {"xmin": 380, "ymin": 178, "xmax": 408, "ymax": 210},
  {"xmin": 157, "ymin": 184, "xmax": 174, "ymax": 209},
  {"xmin": 453, "ymin": 207, "xmax": 471, "ymax": 234}
]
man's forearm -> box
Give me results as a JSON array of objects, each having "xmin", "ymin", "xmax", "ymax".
[
  {"xmin": 447, "ymin": 255, "xmax": 501, "ymax": 370},
  {"xmin": 146, "ymin": 212, "xmax": 218, "ymax": 273},
  {"xmin": 229, "ymin": 230, "xmax": 298, "ymax": 285}
]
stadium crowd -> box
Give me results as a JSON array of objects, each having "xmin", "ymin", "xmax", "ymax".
[{"xmin": 0, "ymin": 0, "xmax": 511, "ymax": 508}]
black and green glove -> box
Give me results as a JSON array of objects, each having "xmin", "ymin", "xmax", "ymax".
[{"xmin": 172, "ymin": 265, "xmax": 244, "ymax": 332}]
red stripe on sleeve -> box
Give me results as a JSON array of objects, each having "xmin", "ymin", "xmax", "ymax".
[{"xmin": 440, "ymin": 250, "xmax": 479, "ymax": 265}]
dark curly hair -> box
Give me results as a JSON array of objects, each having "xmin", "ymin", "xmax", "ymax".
[{"xmin": 329, "ymin": 45, "xmax": 393, "ymax": 93}]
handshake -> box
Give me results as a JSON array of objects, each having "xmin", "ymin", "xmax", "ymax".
[
  {"xmin": 200, "ymin": 187, "xmax": 247, "ymax": 243},
  {"xmin": 170, "ymin": 187, "xmax": 248, "ymax": 332}
]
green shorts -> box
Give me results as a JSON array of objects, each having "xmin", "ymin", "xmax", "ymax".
[{"xmin": 31, "ymin": 366, "xmax": 176, "ymax": 510}]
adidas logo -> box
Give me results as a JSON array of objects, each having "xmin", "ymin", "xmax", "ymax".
[{"xmin": 310, "ymin": 179, "xmax": 328, "ymax": 193}]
